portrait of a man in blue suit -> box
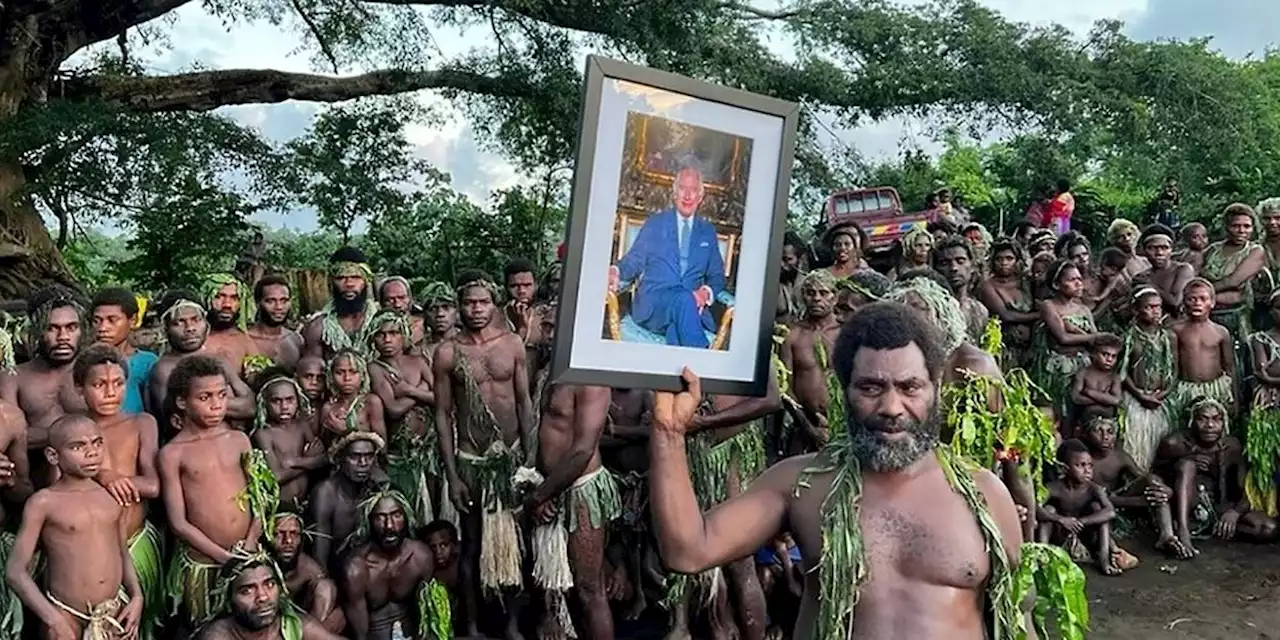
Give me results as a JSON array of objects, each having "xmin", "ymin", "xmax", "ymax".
[{"xmin": 608, "ymin": 162, "xmax": 734, "ymax": 348}]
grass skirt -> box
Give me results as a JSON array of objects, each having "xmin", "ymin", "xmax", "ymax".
[
  {"xmin": 566, "ymin": 466, "xmax": 622, "ymax": 534},
  {"xmin": 127, "ymin": 521, "xmax": 164, "ymax": 640},
  {"xmin": 165, "ymin": 545, "xmax": 220, "ymax": 627},
  {"xmin": 1119, "ymin": 392, "xmax": 1171, "ymax": 472},
  {"xmin": 388, "ymin": 428, "xmax": 439, "ymax": 524},
  {"xmin": 1245, "ymin": 386, "xmax": 1280, "ymax": 516},
  {"xmin": 458, "ymin": 448, "xmax": 523, "ymax": 593}
]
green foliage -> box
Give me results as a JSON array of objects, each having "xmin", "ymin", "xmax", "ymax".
[{"xmin": 61, "ymin": 230, "xmax": 136, "ymax": 292}]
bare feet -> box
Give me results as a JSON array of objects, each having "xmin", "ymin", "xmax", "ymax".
[
  {"xmin": 1177, "ymin": 530, "xmax": 1201, "ymax": 557},
  {"xmin": 624, "ymin": 593, "xmax": 648, "ymax": 621},
  {"xmin": 663, "ymin": 626, "xmax": 692, "ymax": 640},
  {"xmin": 1099, "ymin": 556, "xmax": 1123, "ymax": 576},
  {"xmin": 1155, "ymin": 535, "xmax": 1196, "ymax": 560}
]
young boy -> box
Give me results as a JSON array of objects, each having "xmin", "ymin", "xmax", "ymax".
[
  {"xmin": 73, "ymin": 345, "xmax": 163, "ymax": 638},
  {"xmin": 295, "ymin": 355, "xmax": 327, "ymax": 435},
  {"xmin": 1176, "ymin": 222, "xmax": 1209, "ymax": 274},
  {"xmin": 1092, "ymin": 248, "xmax": 1132, "ymax": 332},
  {"xmin": 1155, "ymin": 397, "xmax": 1277, "ymax": 556},
  {"xmin": 1071, "ymin": 333, "xmax": 1123, "ymax": 432},
  {"xmin": 319, "ymin": 349, "xmax": 385, "ymax": 444},
  {"xmin": 1171, "ymin": 279, "xmax": 1235, "ymax": 429},
  {"xmin": 7, "ymin": 415, "xmax": 144, "ymax": 640},
  {"xmin": 1081, "ymin": 417, "xmax": 1187, "ymax": 561},
  {"xmin": 252, "ymin": 372, "xmax": 326, "ymax": 511},
  {"xmin": 1120, "ymin": 288, "xmax": 1179, "ymax": 471},
  {"xmin": 158, "ymin": 355, "xmax": 265, "ymax": 631},
  {"xmin": 1037, "ymin": 438, "xmax": 1121, "ymax": 576}
]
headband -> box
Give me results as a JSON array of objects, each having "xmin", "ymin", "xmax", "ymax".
[
  {"xmin": 330, "ymin": 261, "xmax": 374, "ymax": 280},
  {"xmin": 203, "ymin": 273, "xmax": 255, "ymax": 333},
  {"xmin": 349, "ymin": 488, "xmax": 418, "ymax": 549},
  {"xmin": 800, "ymin": 269, "xmax": 838, "ymax": 292},
  {"xmin": 1260, "ymin": 197, "xmax": 1280, "ymax": 217},
  {"xmin": 902, "ymin": 228, "xmax": 932, "ymax": 249},
  {"xmin": 836, "ymin": 278, "xmax": 881, "ymax": 303},
  {"xmin": 456, "ymin": 278, "xmax": 502, "ymax": 303},
  {"xmin": 162, "ymin": 299, "xmax": 206, "ymax": 324},
  {"xmin": 326, "ymin": 430, "xmax": 386, "ymax": 462},
  {"xmin": 1187, "ymin": 396, "xmax": 1229, "ymax": 431},
  {"xmin": 1141, "ymin": 232, "xmax": 1173, "ymax": 247},
  {"xmin": 367, "ymin": 310, "xmax": 414, "ymax": 351},
  {"xmin": 886, "ymin": 277, "xmax": 967, "ymax": 353},
  {"xmin": 1131, "ymin": 286, "xmax": 1161, "ymax": 302},
  {"xmin": 1050, "ymin": 260, "xmax": 1073, "ymax": 285},
  {"xmin": 214, "ymin": 551, "xmax": 290, "ymax": 614},
  {"xmin": 419, "ymin": 281, "xmax": 456, "ymax": 306},
  {"xmin": 378, "ymin": 276, "xmax": 412, "ymax": 298},
  {"xmin": 325, "ymin": 349, "xmax": 370, "ymax": 397},
  {"xmin": 1108, "ymin": 219, "xmax": 1138, "ymax": 236}
]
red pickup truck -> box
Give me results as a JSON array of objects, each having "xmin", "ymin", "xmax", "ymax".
[{"xmin": 822, "ymin": 186, "xmax": 939, "ymax": 271}]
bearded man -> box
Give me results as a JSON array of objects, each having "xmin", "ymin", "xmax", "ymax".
[
  {"xmin": 2, "ymin": 287, "xmax": 88, "ymax": 487},
  {"xmin": 303, "ymin": 247, "xmax": 379, "ymax": 360},
  {"xmin": 649, "ymin": 302, "xmax": 1033, "ymax": 639},
  {"xmin": 147, "ymin": 293, "xmax": 255, "ymax": 430},
  {"xmin": 378, "ymin": 276, "xmax": 426, "ymax": 354},
  {"xmin": 343, "ymin": 490, "xmax": 447, "ymax": 640},
  {"xmin": 248, "ymin": 275, "xmax": 304, "ymax": 372},
  {"xmin": 932, "ymin": 237, "xmax": 990, "ymax": 343},
  {"xmin": 193, "ymin": 555, "xmax": 342, "ymax": 640},
  {"xmin": 203, "ymin": 273, "xmax": 264, "ymax": 377}
]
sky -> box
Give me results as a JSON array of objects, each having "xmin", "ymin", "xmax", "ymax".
[{"xmin": 83, "ymin": 0, "xmax": 1280, "ymax": 233}]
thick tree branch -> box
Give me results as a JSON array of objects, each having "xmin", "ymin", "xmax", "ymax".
[
  {"xmin": 56, "ymin": 67, "xmax": 537, "ymax": 112},
  {"xmin": 56, "ymin": 0, "xmax": 193, "ymax": 50}
]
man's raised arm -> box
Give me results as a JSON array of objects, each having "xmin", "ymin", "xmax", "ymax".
[{"xmin": 649, "ymin": 369, "xmax": 796, "ymax": 573}]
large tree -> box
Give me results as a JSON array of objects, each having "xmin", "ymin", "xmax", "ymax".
[{"xmin": 0, "ymin": 0, "xmax": 1118, "ymax": 300}]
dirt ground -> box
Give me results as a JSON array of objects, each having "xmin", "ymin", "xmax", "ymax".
[{"xmin": 1086, "ymin": 533, "xmax": 1280, "ymax": 639}]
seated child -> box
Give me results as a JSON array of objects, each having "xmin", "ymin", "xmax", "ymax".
[
  {"xmin": 1037, "ymin": 439, "xmax": 1123, "ymax": 576},
  {"xmin": 1071, "ymin": 333, "xmax": 1123, "ymax": 432},
  {"xmin": 1154, "ymin": 397, "xmax": 1277, "ymax": 557},
  {"xmin": 1081, "ymin": 417, "xmax": 1187, "ymax": 561}
]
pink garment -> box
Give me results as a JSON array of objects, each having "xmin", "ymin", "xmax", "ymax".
[
  {"xmin": 1025, "ymin": 201, "xmax": 1046, "ymax": 226},
  {"xmin": 1046, "ymin": 192, "xmax": 1075, "ymax": 234}
]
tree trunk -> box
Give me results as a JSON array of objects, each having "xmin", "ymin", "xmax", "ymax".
[{"xmin": 0, "ymin": 159, "xmax": 78, "ymax": 302}]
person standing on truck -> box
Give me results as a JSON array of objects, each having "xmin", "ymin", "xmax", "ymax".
[{"xmin": 1046, "ymin": 179, "xmax": 1076, "ymax": 235}]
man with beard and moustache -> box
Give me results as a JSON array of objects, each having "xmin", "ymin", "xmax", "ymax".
[
  {"xmin": 90, "ymin": 287, "xmax": 158, "ymax": 415},
  {"xmin": 649, "ymin": 302, "xmax": 1031, "ymax": 640},
  {"xmin": 202, "ymin": 273, "xmax": 264, "ymax": 377},
  {"xmin": 775, "ymin": 231, "xmax": 806, "ymax": 326},
  {"xmin": 2, "ymin": 287, "xmax": 89, "ymax": 488},
  {"xmin": 432, "ymin": 270, "xmax": 533, "ymax": 640},
  {"xmin": 503, "ymin": 258, "xmax": 541, "ymax": 345},
  {"xmin": 1132, "ymin": 225, "xmax": 1194, "ymax": 317},
  {"xmin": 269, "ymin": 512, "xmax": 345, "ymax": 634},
  {"xmin": 378, "ymin": 277, "xmax": 427, "ymax": 355},
  {"xmin": 308, "ymin": 431, "xmax": 386, "ymax": 572},
  {"xmin": 933, "ymin": 236, "xmax": 990, "ymax": 344},
  {"xmin": 368, "ymin": 310, "xmax": 440, "ymax": 525},
  {"xmin": 343, "ymin": 490, "xmax": 443, "ymax": 640},
  {"xmin": 522, "ymin": 303, "xmax": 619, "ymax": 640},
  {"xmin": 248, "ymin": 275, "xmax": 304, "ymax": 372},
  {"xmin": 252, "ymin": 372, "xmax": 326, "ymax": 512},
  {"xmin": 303, "ymin": 247, "xmax": 380, "ymax": 360},
  {"xmin": 147, "ymin": 293, "xmax": 255, "ymax": 432},
  {"xmin": 418, "ymin": 282, "xmax": 458, "ymax": 364},
  {"xmin": 193, "ymin": 556, "xmax": 343, "ymax": 640},
  {"xmin": 781, "ymin": 270, "xmax": 841, "ymax": 452}
]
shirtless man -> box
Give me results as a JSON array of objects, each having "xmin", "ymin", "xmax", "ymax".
[
  {"xmin": 73, "ymin": 345, "xmax": 163, "ymax": 636},
  {"xmin": 933, "ymin": 236, "xmax": 990, "ymax": 343},
  {"xmin": 780, "ymin": 270, "xmax": 842, "ymax": 451},
  {"xmin": 525, "ymin": 305, "xmax": 617, "ymax": 640},
  {"xmin": 418, "ymin": 282, "xmax": 459, "ymax": 362},
  {"xmin": 649, "ymin": 302, "xmax": 1030, "ymax": 639},
  {"xmin": 776, "ymin": 232, "xmax": 806, "ymax": 326},
  {"xmin": 90, "ymin": 288, "xmax": 158, "ymax": 415},
  {"xmin": 369, "ymin": 310, "xmax": 438, "ymax": 522},
  {"xmin": 343, "ymin": 490, "xmax": 438, "ymax": 640},
  {"xmin": 378, "ymin": 277, "xmax": 426, "ymax": 354},
  {"xmin": 270, "ymin": 512, "xmax": 345, "ymax": 633},
  {"xmin": 7, "ymin": 416, "xmax": 143, "ymax": 640},
  {"xmin": 433, "ymin": 271, "xmax": 533, "ymax": 640},
  {"xmin": 1201, "ymin": 205, "xmax": 1266, "ymax": 391},
  {"xmin": 2, "ymin": 288, "xmax": 88, "ymax": 487},
  {"xmin": 147, "ymin": 293, "xmax": 255, "ymax": 430},
  {"xmin": 1170, "ymin": 279, "xmax": 1235, "ymax": 427},
  {"xmin": 248, "ymin": 275, "xmax": 304, "ymax": 372},
  {"xmin": 203, "ymin": 273, "xmax": 263, "ymax": 377},
  {"xmin": 309, "ymin": 432, "xmax": 385, "ymax": 572},
  {"xmin": 1155, "ymin": 397, "xmax": 1277, "ymax": 555},
  {"xmin": 1132, "ymin": 224, "xmax": 1193, "ymax": 317},
  {"xmin": 503, "ymin": 258, "xmax": 542, "ymax": 346},
  {"xmin": 158, "ymin": 355, "xmax": 264, "ymax": 631},
  {"xmin": 252, "ymin": 375, "xmax": 326, "ymax": 511},
  {"xmin": 303, "ymin": 247, "xmax": 379, "ymax": 360},
  {"xmin": 319, "ymin": 349, "xmax": 385, "ymax": 444},
  {"xmin": 193, "ymin": 557, "xmax": 342, "ymax": 640}
]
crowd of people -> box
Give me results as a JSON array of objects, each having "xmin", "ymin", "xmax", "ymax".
[{"xmin": 3, "ymin": 187, "xmax": 1280, "ymax": 640}]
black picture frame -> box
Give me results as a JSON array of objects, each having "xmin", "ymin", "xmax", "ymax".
[{"xmin": 550, "ymin": 55, "xmax": 799, "ymax": 396}]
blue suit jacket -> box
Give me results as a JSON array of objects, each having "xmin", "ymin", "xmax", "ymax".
[{"xmin": 616, "ymin": 208, "xmax": 726, "ymax": 330}]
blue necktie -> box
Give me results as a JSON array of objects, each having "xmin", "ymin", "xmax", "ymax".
[{"xmin": 679, "ymin": 218, "xmax": 691, "ymax": 274}]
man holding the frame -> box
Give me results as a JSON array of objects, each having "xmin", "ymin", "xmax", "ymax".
[{"xmin": 608, "ymin": 161, "xmax": 731, "ymax": 349}]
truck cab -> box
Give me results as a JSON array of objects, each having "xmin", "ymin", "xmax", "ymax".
[{"xmin": 819, "ymin": 186, "xmax": 939, "ymax": 273}]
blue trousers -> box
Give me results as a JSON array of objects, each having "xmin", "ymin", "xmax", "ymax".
[{"xmin": 636, "ymin": 288, "xmax": 712, "ymax": 348}]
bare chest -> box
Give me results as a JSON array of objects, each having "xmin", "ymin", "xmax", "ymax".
[
  {"xmin": 16, "ymin": 371, "xmax": 68, "ymax": 424},
  {"xmin": 454, "ymin": 344, "xmax": 516, "ymax": 386},
  {"xmin": 1176, "ymin": 325, "xmax": 1222, "ymax": 351},
  {"xmin": 44, "ymin": 491, "xmax": 121, "ymax": 541},
  {"xmin": 179, "ymin": 440, "xmax": 246, "ymax": 483},
  {"xmin": 365, "ymin": 550, "xmax": 428, "ymax": 604},
  {"xmin": 103, "ymin": 426, "xmax": 141, "ymax": 475}
]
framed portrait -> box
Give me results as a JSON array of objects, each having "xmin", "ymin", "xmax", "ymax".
[{"xmin": 552, "ymin": 55, "xmax": 799, "ymax": 396}]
